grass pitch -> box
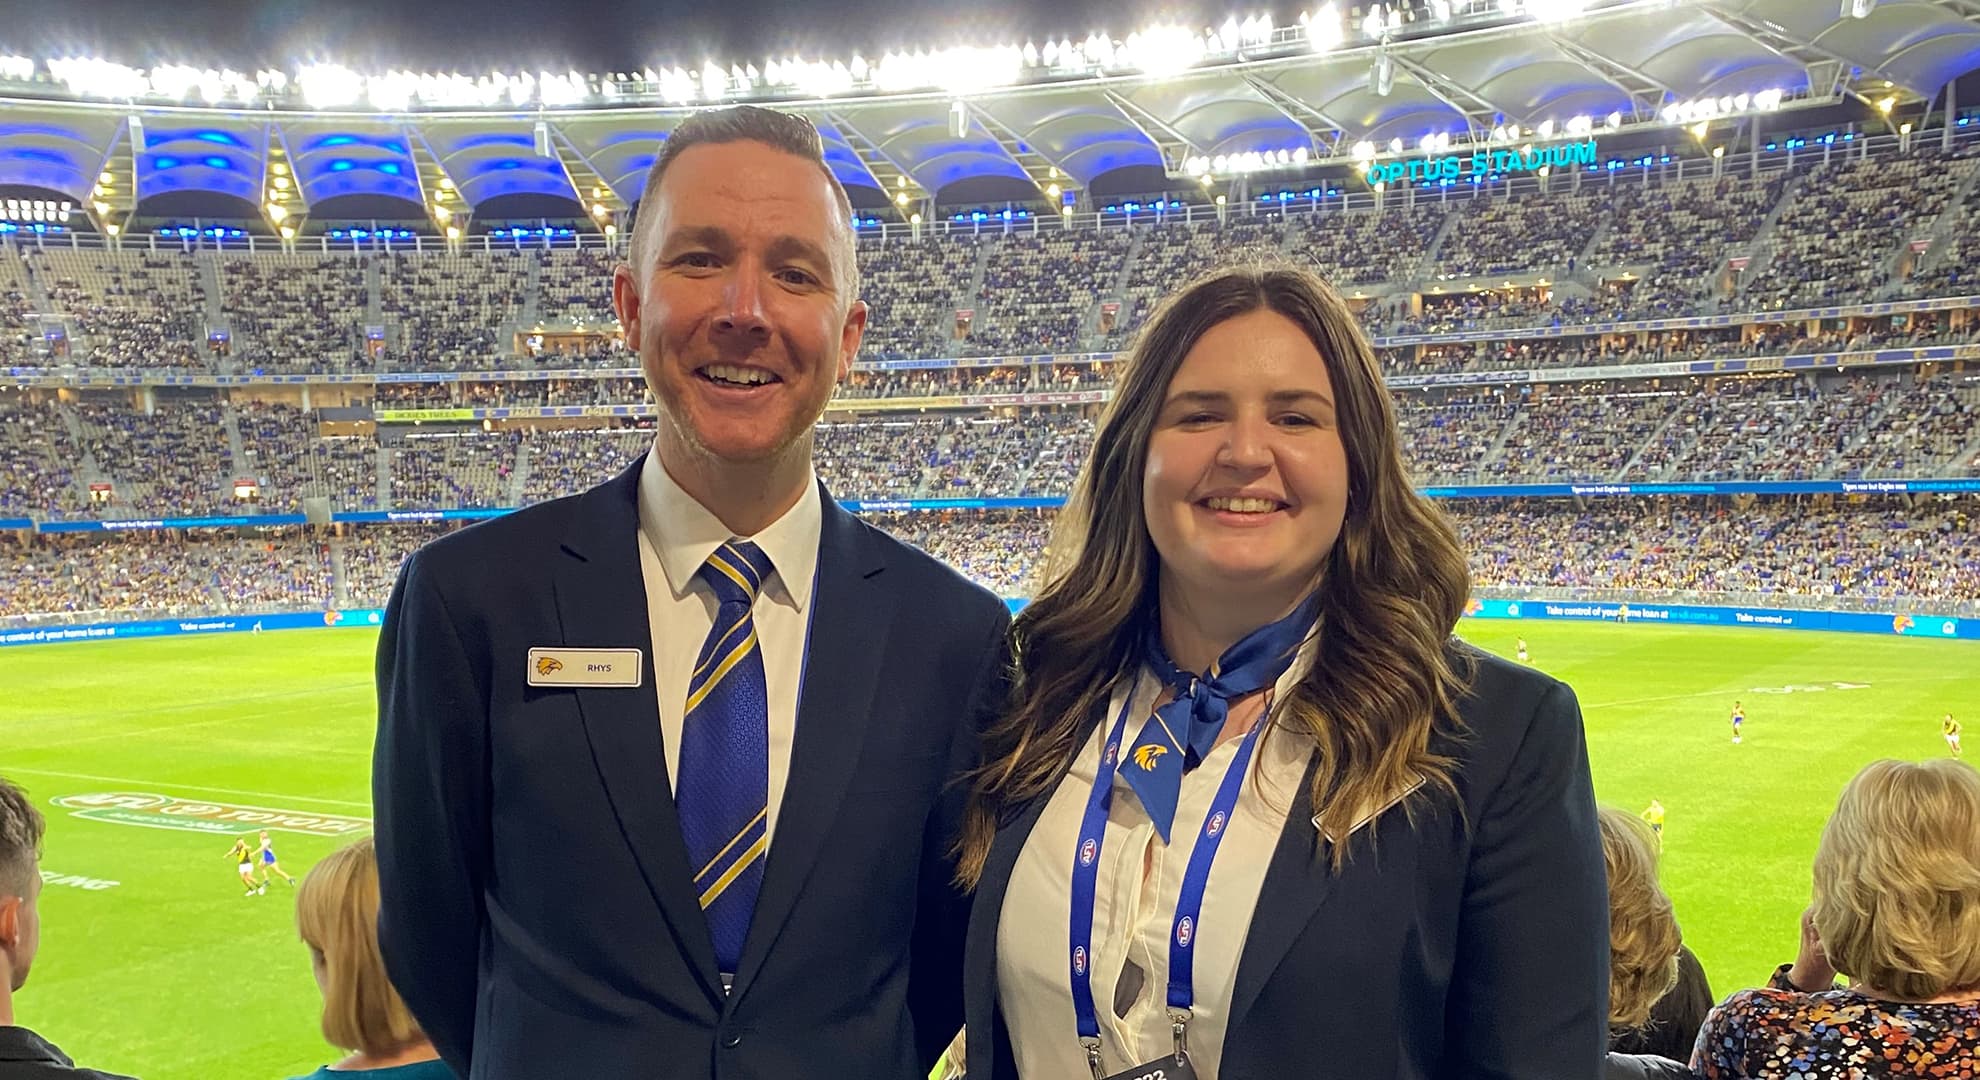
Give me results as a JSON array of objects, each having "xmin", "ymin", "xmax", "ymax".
[{"xmin": 3, "ymin": 621, "xmax": 1974, "ymax": 1078}]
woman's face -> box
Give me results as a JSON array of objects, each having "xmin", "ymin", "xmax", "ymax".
[{"xmin": 1142, "ymin": 308, "xmax": 1350, "ymax": 611}]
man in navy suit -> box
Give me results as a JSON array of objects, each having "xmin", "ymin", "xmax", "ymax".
[{"xmin": 372, "ymin": 105, "xmax": 1010, "ymax": 1080}]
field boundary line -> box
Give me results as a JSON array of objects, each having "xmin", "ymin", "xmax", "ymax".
[{"xmin": 4, "ymin": 768, "xmax": 370, "ymax": 809}]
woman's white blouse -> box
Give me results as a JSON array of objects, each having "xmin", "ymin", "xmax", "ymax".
[{"xmin": 995, "ymin": 660, "xmax": 1314, "ymax": 1080}]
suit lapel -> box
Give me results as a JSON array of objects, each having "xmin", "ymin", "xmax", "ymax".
[
  {"xmin": 1226, "ymin": 751, "xmax": 1333, "ymax": 1034},
  {"xmin": 963, "ymin": 788, "xmax": 1055, "ymax": 1079},
  {"xmin": 729, "ymin": 493, "xmax": 891, "ymax": 994},
  {"xmin": 966, "ymin": 700, "xmax": 1112, "ymax": 1080},
  {"xmin": 553, "ymin": 453, "xmax": 724, "ymax": 1004}
]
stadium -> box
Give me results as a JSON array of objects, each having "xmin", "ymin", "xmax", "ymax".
[{"xmin": 3, "ymin": 0, "xmax": 1980, "ymax": 1076}]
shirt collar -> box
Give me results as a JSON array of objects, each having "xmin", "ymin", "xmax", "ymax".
[
  {"xmin": 0, "ymin": 1026, "xmax": 71, "ymax": 1064},
  {"xmin": 636, "ymin": 448, "xmax": 821, "ymax": 613}
]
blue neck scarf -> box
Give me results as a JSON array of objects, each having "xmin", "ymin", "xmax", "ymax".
[{"xmin": 1122, "ymin": 593, "xmax": 1320, "ymax": 841}]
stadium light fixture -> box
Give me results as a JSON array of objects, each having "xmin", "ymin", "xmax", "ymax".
[
  {"xmin": 1876, "ymin": 95, "xmax": 1896, "ymax": 114},
  {"xmin": 895, "ymin": 192, "xmax": 911, "ymax": 206},
  {"xmin": 297, "ymin": 63, "xmax": 364, "ymax": 108},
  {"xmin": 1847, "ymin": 0, "xmax": 1875, "ymax": 17},
  {"xmin": 1711, "ymin": 146, "xmax": 1725, "ymax": 158},
  {"xmin": 1372, "ymin": 49, "xmax": 1393, "ymax": 97},
  {"xmin": 910, "ymin": 212, "xmax": 923, "ymax": 224},
  {"xmin": 266, "ymin": 203, "xmax": 288, "ymax": 222},
  {"xmin": 1121, "ymin": 25, "xmax": 1203, "ymax": 78},
  {"xmin": 278, "ymin": 225, "xmax": 295, "ymax": 239},
  {"xmin": 1306, "ymin": 3, "xmax": 1345, "ymax": 51},
  {"xmin": 1900, "ymin": 122, "xmax": 1913, "ymax": 134}
]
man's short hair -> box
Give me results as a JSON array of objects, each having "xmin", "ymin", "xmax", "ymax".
[
  {"xmin": 628, "ymin": 104, "xmax": 859, "ymax": 296},
  {"xmin": 0, "ymin": 777, "xmax": 44, "ymax": 898}
]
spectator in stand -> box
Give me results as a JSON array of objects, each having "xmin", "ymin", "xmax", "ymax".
[
  {"xmin": 961, "ymin": 264, "xmax": 1606, "ymax": 1080},
  {"xmin": 0, "ymin": 776, "xmax": 140, "ymax": 1080},
  {"xmin": 1596, "ymin": 807, "xmax": 1706, "ymax": 1080},
  {"xmin": 287, "ymin": 838, "xmax": 451, "ymax": 1080},
  {"xmin": 1692, "ymin": 758, "xmax": 1980, "ymax": 1078}
]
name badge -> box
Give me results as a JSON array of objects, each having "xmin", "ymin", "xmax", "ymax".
[
  {"xmin": 1103, "ymin": 1056, "xmax": 1197, "ymax": 1080},
  {"xmin": 527, "ymin": 648, "xmax": 643, "ymax": 688}
]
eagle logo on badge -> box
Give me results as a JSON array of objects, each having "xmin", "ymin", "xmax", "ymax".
[
  {"xmin": 536, "ymin": 656, "xmax": 565, "ymax": 676},
  {"xmin": 1893, "ymin": 614, "xmax": 1915, "ymax": 634},
  {"xmin": 1132, "ymin": 744, "xmax": 1169, "ymax": 770}
]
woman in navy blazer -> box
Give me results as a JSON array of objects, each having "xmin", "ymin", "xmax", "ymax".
[{"xmin": 957, "ymin": 264, "xmax": 1608, "ymax": 1080}]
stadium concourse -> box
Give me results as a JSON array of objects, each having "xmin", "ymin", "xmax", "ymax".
[{"xmin": 4, "ymin": 126, "xmax": 1980, "ymax": 625}]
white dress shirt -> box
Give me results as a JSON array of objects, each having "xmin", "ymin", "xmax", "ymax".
[
  {"xmin": 996, "ymin": 648, "xmax": 1316, "ymax": 1080},
  {"xmin": 635, "ymin": 450, "xmax": 821, "ymax": 847}
]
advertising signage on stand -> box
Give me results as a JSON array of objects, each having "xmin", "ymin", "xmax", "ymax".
[{"xmin": 1363, "ymin": 139, "xmax": 1600, "ymax": 187}]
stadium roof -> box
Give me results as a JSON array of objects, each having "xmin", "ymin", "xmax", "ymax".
[{"xmin": 3, "ymin": 0, "xmax": 1978, "ymax": 229}]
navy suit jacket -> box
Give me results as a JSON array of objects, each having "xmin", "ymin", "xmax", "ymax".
[
  {"xmin": 964, "ymin": 648, "xmax": 1609, "ymax": 1080},
  {"xmin": 372, "ymin": 455, "xmax": 1010, "ymax": 1080}
]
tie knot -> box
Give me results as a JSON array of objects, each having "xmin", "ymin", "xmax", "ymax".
[{"xmin": 698, "ymin": 541, "xmax": 774, "ymax": 606}]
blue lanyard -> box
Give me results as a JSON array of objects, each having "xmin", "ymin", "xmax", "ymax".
[{"xmin": 1068, "ymin": 681, "xmax": 1266, "ymax": 1057}]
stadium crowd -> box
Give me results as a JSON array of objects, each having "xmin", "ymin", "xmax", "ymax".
[
  {"xmin": 15, "ymin": 137, "xmax": 1980, "ymax": 383},
  {"xmin": 2, "ymin": 366, "xmax": 1975, "ymax": 521},
  {"xmin": 4, "ymin": 496, "xmax": 1973, "ymax": 624}
]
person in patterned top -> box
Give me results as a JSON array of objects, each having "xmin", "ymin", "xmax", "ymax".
[{"xmin": 1693, "ymin": 758, "xmax": 1980, "ymax": 1078}]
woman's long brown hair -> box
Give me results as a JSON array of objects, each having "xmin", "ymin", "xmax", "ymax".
[{"xmin": 956, "ymin": 263, "xmax": 1474, "ymax": 886}]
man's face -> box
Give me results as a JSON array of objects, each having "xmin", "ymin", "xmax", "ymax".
[
  {"xmin": 1, "ymin": 869, "xmax": 40, "ymax": 991},
  {"xmin": 613, "ymin": 140, "xmax": 866, "ymax": 471}
]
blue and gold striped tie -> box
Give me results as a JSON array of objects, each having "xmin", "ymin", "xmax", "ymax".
[{"xmin": 678, "ymin": 540, "xmax": 774, "ymax": 977}]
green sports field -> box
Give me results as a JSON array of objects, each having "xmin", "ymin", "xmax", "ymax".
[{"xmin": 3, "ymin": 620, "xmax": 1975, "ymax": 1079}]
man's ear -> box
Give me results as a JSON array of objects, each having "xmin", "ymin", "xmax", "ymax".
[
  {"xmin": 0, "ymin": 894, "xmax": 18, "ymax": 950},
  {"xmin": 612, "ymin": 261, "xmax": 642, "ymax": 347},
  {"xmin": 838, "ymin": 298, "xmax": 868, "ymax": 380}
]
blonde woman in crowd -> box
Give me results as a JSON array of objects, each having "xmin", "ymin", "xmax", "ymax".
[
  {"xmin": 1694, "ymin": 758, "xmax": 1980, "ymax": 1077},
  {"xmin": 289, "ymin": 838, "xmax": 450, "ymax": 1080},
  {"xmin": 1597, "ymin": 807, "xmax": 1699, "ymax": 1080}
]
